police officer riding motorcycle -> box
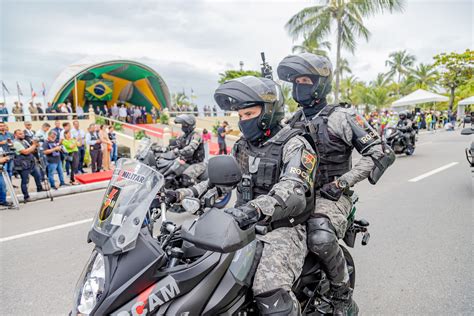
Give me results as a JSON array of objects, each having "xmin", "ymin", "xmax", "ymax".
[
  {"xmin": 278, "ymin": 53, "xmax": 395, "ymax": 315},
  {"xmin": 396, "ymin": 111, "xmax": 416, "ymax": 153},
  {"xmin": 169, "ymin": 114, "xmax": 207, "ymax": 185},
  {"xmin": 169, "ymin": 76, "xmax": 317, "ymax": 315}
]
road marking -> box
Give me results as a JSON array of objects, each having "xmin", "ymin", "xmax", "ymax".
[
  {"xmin": 0, "ymin": 218, "xmax": 93, "ymax": 243},
  {"xmin": 408, "ymin": 162, "xmax": 459, "ymax": 182}
]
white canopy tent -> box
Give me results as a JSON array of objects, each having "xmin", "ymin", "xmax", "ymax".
[
  {"xmin": 457, "ymin": 96, "xmax": 474, "ymax": 118},
  {"xmin": 391, "ymin": 89, "xmax": 448, "ymax": 111}
]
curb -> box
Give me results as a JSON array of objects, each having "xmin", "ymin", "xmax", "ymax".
[{"xmin": 8, "ymin": 181, "xmax": 109, "ymax": 203}]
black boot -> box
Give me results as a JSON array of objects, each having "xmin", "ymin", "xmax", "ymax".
[{"xmin": 328, "ymin": 282, "xmax": 358, "ymax": 316}]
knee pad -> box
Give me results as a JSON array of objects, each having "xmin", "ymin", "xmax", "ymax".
[
  {"xmin": 307, "ymin": 216, "xmax": 339, "ymax": 257},
  {"xmin": 255, "ymin": 289, "xmax": 297, "ymax": 316}
]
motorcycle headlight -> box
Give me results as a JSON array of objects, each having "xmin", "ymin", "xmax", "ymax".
[
  {"xmin": 385, "ymin": 129, "xmax": 392, "ymax": 138},
  {"xmin": 72, "ymin": 250, "xmax": 106, "ymax": 315}
]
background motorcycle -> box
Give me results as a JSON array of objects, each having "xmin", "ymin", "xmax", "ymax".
[
  {"xmin": 71, "ymin": 155, "xmax": 370, "ymax": 315},
  {"xmin": 135, "ymin": 137, "xmax": 231, "ymax": 209},
  {"xmin": 383, "ymin": 127, "xmax": 415, "ymax": 155},
  {"xmin": 460, "ymin": 117, "xmax": 474, "ymax": 167}
]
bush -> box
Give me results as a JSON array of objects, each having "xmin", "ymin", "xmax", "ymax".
[
  {"xmin": 113, "ymin": 122, "xmax": 123, "ymax": 131},
  {"xmin": 212, "ymin": 121, "xmax": 220, "ymax": 136},
  {"xmin": 160, "ymin": 113, "xmax": 169, "ymax": 125},
  {"xmin": 134, "ymin": 130, "xmax": 146, "ymax": 140},
  {"xmin": 95, "ymin": 117, "xmax": 106, "ymax": 125}
]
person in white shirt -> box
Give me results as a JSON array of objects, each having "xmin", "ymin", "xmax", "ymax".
[
  {"xmin": 35, "ymin": 123, "xmax": 51, "ymax": 142},
  {"xmin": 119, "ymin": 104, "xmax": 128, "ymax": 122},
  {"xmin": 111, "ymin": 103, "xmax": 119, "ymax": 120},
  {"xmin": 76, "ymin": 104, "xmax": 85, "ymax": 119},
  {"xmin": 71, "ymin": 120, "xmax": 86, "ymax": 173}
]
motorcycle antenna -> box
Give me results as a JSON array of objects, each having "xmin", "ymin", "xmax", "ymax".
[{"xmin": 260, "ymin": 52, "xmax": 273, "ymax": 80}]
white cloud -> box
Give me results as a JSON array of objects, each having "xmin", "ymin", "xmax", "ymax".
[{"xmin": 1, "ymin": 0, "xmax": 472, "ymax": 106}]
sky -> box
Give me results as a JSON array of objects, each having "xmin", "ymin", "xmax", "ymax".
[{"xmin": 0, "ymin": 0, "xmax": 472, "ymax": 107}]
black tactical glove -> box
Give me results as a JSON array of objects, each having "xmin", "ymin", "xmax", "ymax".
[
  {"xmin": 320, "ymin": 182, "xmax": 343, "ymax": 201},
  {"xmin": 224, "ymin": 204, "xmax": 260, "ymax": 229},
  {"xmin": 164, "ymin": 190, "xmax": 180, "ymax": 204}
]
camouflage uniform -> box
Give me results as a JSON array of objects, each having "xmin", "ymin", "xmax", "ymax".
[
  {"xmin": 175, "ymin": 132, "xmax": 206, "ymax": 182},
  {"xmin": 178, "ymin": 126, "xmax": 316, "ymax": 313},
  {"xmin": 310, "ymin": 106, "xmax": 386, "ymax": 238}
]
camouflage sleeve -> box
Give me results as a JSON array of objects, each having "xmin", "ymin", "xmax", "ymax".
[
  {"xmin": 178, "ymin": 133, "xmax": 202, "ymax": 158},
  {"xmin": 176, "ymin": 179, "xmax": 210, "ymax": 200},
  {"xmin": 250, "ymin": 135, "xmax": 315, "ymax": 221},
  {"xmin": 330, "ymin": 109, "xmax": 385, "ymax": 187}
]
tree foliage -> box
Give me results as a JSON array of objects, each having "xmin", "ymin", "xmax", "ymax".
[
  {"xmin": 433, "ymin": 49, "xmax": 473, "ymax": 110},
  {"xmin": 286, "ymin": 0, "xmax": 405, "ymax": 103},
  {"xmin": 218, "ymin": 70, "xmax": 261, "ymax": 84}
]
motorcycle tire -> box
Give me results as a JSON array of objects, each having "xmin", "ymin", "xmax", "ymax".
[
  {"xmin": 341, "ymin": 245, "xmax": 356, "ymax": 289},
  {"xmin": 214, "ymin": 191, "xmax": 232, "ymax": 209}
]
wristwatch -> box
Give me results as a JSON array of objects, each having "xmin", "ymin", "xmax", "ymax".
[{"xmin": 337, "ymin": 179, "xmax": 349, "ymax": 190}]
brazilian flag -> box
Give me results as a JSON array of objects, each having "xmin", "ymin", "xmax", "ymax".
[{"xmin": 85, "ymin": 79, "xmax": 113, "ymax": 101}]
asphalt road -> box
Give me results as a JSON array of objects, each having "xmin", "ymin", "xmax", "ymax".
[{"xmin": 0, "ymin": 130, "xmax": 472, "ymax": 315}]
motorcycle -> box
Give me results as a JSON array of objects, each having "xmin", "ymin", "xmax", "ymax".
[
  {"xmin": 383, "ymin": 126, "xmax": 415, "ymax": 155},
  {"xmin": 135, "ymin": 138, "xmax": 231, "ymax": 209},
  {"xmin": 461, "ymin": 125, "xmax": 474, "ymax": 167},
  {"xmin": 71, "ymin": 155, "xmax": 370, "ymax": 316}
]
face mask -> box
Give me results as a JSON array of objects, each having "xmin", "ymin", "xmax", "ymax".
[
  {"xmin": 182, "ymin": 125, "xmax": 193, "ymax": 134},
  {"xmin": 302, "ymin": 98, "xmax": 327, "ymax": 118},
  {"xmin": 239, "ymin": 116, "xmax": 264, "ymax": 142},
  {"xmin": 293, "ymin": 84, "xmax": 315, "ymax": 106}
]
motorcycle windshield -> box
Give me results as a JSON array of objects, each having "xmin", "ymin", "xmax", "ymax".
[
  {"xmin": 92, "ymin": 158, "xmax": 164, "ymax": 253},
  {"xmin": 135, "ymin": 138, "xmax": 152, "ymax": 160}
]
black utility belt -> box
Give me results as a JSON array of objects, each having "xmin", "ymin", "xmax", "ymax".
[{"xmin": 90, "ymin": 145, "xmax": 101, "ymax": 151}]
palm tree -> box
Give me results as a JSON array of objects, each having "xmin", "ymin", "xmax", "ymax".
[
  {"xmin": 371, "ymin": 72, "xmax": 391, "ymax": 88},
  {"xmin": 286, "ymin": 0, "xmax": 405, "ymax": 103},
  {"xmin": 172, "ymin": 92, "xmax": 190, "ymax": 110},
  {"xmin": 385, "ymin": 50, "xmax": 416, "ymax": 94},
  {"xmin": 339, "ymin": 75, "xmax": 358, "ymax": 103},
  {"xmin": 292, "ymin": 35, "xmax": 331, "ymax": 57},
  {"xmin": 411, "ymin": 63, "xmax": 438, "ymax": 90},
  {"xmin": 336, "ymin": 58, "xmax": 352, "ymax": 81},
  {"xmin": 279, "ymin": 81, "xmax": 299, "ymax": 113}
]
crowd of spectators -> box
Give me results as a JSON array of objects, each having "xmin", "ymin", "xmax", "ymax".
[
  {"xmin": 365, "ymin": 109, "xmax": 461, "ymax": 135},
  {"xmin": 0, "ymin": 119, "xmax": 118, "ymax": 205}
]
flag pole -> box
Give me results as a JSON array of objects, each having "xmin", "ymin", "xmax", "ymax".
[
  {"xmin": 74, "ymin": 76, "xmax": 78, "ymax": 111},
  {"xmin": 1, "ymin": 81, "xmax": 6, "ymax": 105},
  {"xmin": 16, "ymin": 82, "xmax": 22, "ymax": 114},
  {"xmin": 42, "ymin": 83, "xmax": 47, "ymax": 109}
]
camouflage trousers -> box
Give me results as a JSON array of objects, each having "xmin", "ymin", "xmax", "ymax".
[
  {"xmin": 252, "ymin": 225, "xmax": 307, "ymax": 307},
  {"xmin": 182, "ymin": 162, "xmax": 207, "ymax": 182},
  {"xmin": 314, "ymin": 192, "xmax": 352, "ymax": 238}
]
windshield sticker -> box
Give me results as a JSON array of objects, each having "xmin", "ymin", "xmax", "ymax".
[
  {"xmin": 99, "ymin": 185, "xmax": 121, "ymax": 222},
  {"xmin": 116, "ymin": 169, "xmax": 146, "ymax": 184}
]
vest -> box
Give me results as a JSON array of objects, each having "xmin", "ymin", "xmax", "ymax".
[
  {"xmin": 180, "ymin": 131, "xmax": 205, "ymax": 164},
  {"xmin": 89, "ymin": 132, "xmax": 101, "ymax": 151},
  {"xmin": 13, "ymin": 140, "xmax": 35, "ymax": 170},
  {"xmin": 234, "ymin": 127, "xmax": 313, "ymax": 229},
  {"xmin": 291, "ymin": 105, "xmax": 352, "ymax": 188}
]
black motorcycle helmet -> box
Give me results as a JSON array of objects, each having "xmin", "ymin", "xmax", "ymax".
[
  {"xmin": 398, "ymin": 111, "xmax": 407, "ymax": 120},
  {"xmin": 277, "ymin": 53, "xmax": 333, "ymax": 105},
  {"xmin": 174, "ymin": 114, "xmax": 196, "ymax": 134},
  {"xmin": 214, "ymin": 76, "xmax": 285, "ymax": 134}
]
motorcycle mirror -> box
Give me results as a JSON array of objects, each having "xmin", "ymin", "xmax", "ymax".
[
  {"xmin": 207, "ymin": 156, "xmax": 242, "ymax": 186},
  {"xmin": 461, "ymin": 127, "xmax": 474, "ymax": 135},
  {"xmin": 182, "ymin": 197, "xmax": 201, "ymax": 214}
]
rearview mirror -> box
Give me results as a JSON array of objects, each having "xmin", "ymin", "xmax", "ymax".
[
  {"xmin": 208, "ymin": 156, "xmax": 242, "ymax": 186},
  {"xmin": 461, "ymin": 127, "xmax": 474, "ymax": 135}
]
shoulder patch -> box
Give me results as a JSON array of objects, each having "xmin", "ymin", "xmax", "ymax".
[{"xmin": 301, "ymin": 149, "xmax": 317, "ymax": 172}]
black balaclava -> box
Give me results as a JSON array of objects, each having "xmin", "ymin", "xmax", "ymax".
[
  {"xmin": 239, "ymin": 116, "xmax": 264, "ymax": 143},
  {"xmin": 181, "ymin": 124, "xmax": 193, "ymax": 134}
]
